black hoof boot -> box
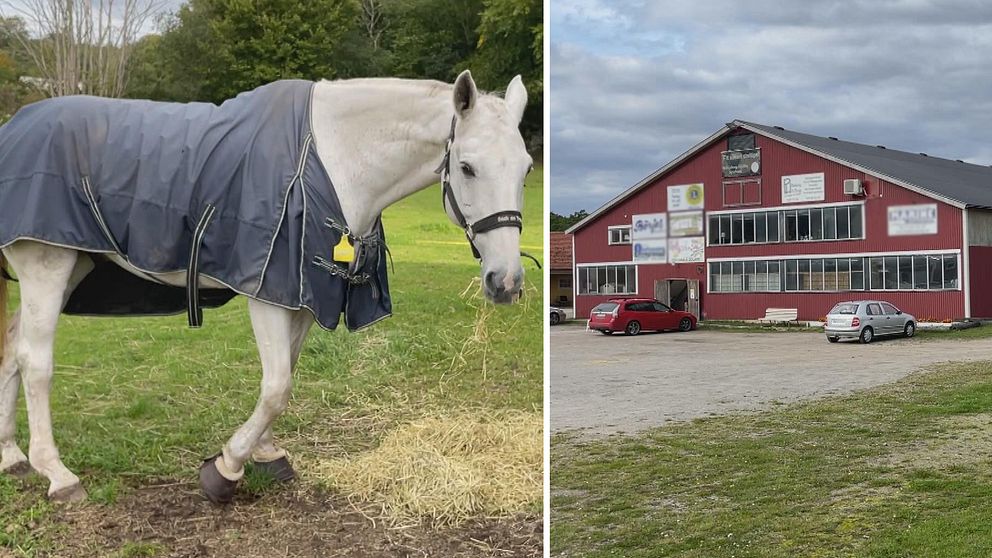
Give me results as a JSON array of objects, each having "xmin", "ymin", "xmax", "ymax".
[
  {"xmin": 199, "ymin": 454, "xmax": 239, "ymax": 504},
  {"xmin": 253, "ymin": 455, "xmax": 296, "ymax": 482}
]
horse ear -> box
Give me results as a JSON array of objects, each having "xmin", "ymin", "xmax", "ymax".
[
  {"xmin": 505, "ymin": 75, "xmax": 527, "ymax": 124},
  {"xmin": 453, "ymin": 70, "xmax": 477, "ymax": 118}
]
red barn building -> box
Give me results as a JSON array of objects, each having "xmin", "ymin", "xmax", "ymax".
[{"xmin": 567, "ymin": 120, "xmax": 992, "ymax": 322}]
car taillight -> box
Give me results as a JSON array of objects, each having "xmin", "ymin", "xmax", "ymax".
[{"xmin": 851, "ymin": 317, "xmax": 860, "ymax": 327}]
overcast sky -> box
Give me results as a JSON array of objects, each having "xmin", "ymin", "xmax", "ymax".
[{"xmin": 550, "ymin": 0, "xmax": 992, "ymax": 214}]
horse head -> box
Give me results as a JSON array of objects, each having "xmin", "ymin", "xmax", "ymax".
[{"xmin": 440, "ymin": 70, "xmax": 532, "ymax": 304}]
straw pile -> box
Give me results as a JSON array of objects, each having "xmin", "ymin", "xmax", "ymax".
[{"xmin": 314, "ymin": 410, "xmax": 542, "ymax": 526}]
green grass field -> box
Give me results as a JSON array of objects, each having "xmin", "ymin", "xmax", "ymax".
[
  {"xmin": 552, "ymin": 359, "xmax": 992, "ymax": 557},
  {"xmin": 0, "ymin": 168, "xmax": 543, "ymax": 555}
]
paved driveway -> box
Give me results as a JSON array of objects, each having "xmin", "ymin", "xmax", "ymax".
[{"xmin": 551, "ymin": 327, "xmax": 992, "ymax": 437}]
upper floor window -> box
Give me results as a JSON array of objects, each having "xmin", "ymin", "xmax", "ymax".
[
  {"xmin": 783, "ymin": 205, "xmax": 862, "ymax": 242},
  {"xmin": 608, "ymin": 225, "xmax": 631, "ymax": 245}
]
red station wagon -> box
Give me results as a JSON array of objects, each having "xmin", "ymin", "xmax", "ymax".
[{"xmin": 588, "ymin": 297, "xmax": 697, "ymax": 336}]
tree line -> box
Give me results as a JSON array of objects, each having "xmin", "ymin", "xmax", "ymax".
[{"xmin": 0, "ymin": 0, "xmax": 542, "ymax": 147}]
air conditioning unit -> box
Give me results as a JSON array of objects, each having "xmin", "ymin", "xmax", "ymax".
[{"xmin": 843, "ymin": 179, "xmax": 864, "ymax": 195}]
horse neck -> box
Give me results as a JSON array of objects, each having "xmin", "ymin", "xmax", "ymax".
[{"xmin": 309, "ymin": 79, "xmax": 453, "ymax": 236}]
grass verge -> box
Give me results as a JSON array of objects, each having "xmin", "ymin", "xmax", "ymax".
[{"xmin": 552, "ymin": 360, "xmax": 992, "ymax": 557}]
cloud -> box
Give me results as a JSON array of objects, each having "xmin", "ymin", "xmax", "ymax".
[{"xmin": 550, "ymin": 0, "xmax": 992, "ymax": 214}]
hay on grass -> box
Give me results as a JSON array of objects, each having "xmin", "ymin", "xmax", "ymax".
[{"xmin": 313, "ymin": 410, "xmax": 542, "ymax": 526}]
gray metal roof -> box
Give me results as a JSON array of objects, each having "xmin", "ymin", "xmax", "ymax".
[
  {"xmin": 738, "ymin": 120, "xmax": 992, "ymax": 209},
  {"xmin": 567, "ymin": 120, "xmax": 992, "ymax": 234}
]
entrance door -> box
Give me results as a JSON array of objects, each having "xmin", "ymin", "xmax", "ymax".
[
  {"xmin": 686, "ymin": 279, "xmax": 700, "ymax": 319},
  {"xmin": 654, "ymin": 280, "xmax": 670, "ymax": 308},
  {"xmin": 668, "ymin": 280, "xmax": 688, "ymax": 311}
]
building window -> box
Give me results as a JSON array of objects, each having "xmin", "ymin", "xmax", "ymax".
[
  {"xmin": 710, "ymin": 253, "xmax": 958, "ymax": 293},
  {"xmin": 608, "ymin": 225, "xmax": 631, "ymax": 245},
  {"xmin": 782, "ymin": 204, "xmax": 863, "ymax": 242},
  {"xmin": 577, "ymin": 264, "xmax": 637, "ymax": 295},
  {"xmin": 708, "ymin": 211, "xmax": 780, "ymax": 245},
  {"xmin": 558, "ymin": 277, "xmax": 572, "ymax": 288},
  {"xmin": 868, "ymin": 254, "xmax": 957, "ymax": 291},
  {"xmin": 722, "ymin": 179, "xmax": 761, "ymax": 207}
]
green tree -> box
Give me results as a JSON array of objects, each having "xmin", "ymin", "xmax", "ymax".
[
  {"xmin": 128, "ymin": 0, "xmax": 369, "ymax": 103},
  {"xmin": 468, "ymin": 0, "xmax": 542, "ymax": 146},
  {"xmin": 551, "ymin": 210, "xmax": 588, "ymax": 231},
  {"xmin": 382, "ymin": 0, "xmax": 483, "ymax": 81}
]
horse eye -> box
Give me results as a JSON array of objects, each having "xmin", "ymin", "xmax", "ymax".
[{"xmin": 460, "ymin": 163, "xmax": 476, "ymax": 178}]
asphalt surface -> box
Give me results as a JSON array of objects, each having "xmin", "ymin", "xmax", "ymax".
[{"xmin": 551, "ymin": 326, "xmax": 992, "ymax": 437}]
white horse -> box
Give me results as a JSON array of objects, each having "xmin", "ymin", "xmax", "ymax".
[{"xmin": 0, "ymin": 70, "xmax": 532, "ymax": 503}]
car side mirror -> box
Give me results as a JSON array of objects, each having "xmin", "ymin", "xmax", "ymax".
[{"xmin": 897, "ymin": 311, "xmax": 902, "ymax": 315}]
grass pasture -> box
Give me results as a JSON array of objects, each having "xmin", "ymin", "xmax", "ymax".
[
  {"xmin": 0, "ymin": 168, "xmax": 543, "ymax": 557},
  {"xmin": 552, "ymin": 359, "xmax": 992, "ymax": 557}
]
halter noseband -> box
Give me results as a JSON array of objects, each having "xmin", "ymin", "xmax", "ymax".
[{"xmin": 434, "ymin": 117, "xmax": 539, "ymax": 268}]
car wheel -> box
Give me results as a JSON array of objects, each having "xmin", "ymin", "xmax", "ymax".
[
  {"xmin": 550, "ymin": 312, "xmax": 560, "ymax": 326},
  {"xmin": 904, "ymin": 322, "xmax": 916, "ymax": 338},
  {"xmin": 625, "ymin": 321, "xmax": 641, "ymax": 336},
  {"xmin": 678, "ymin": 317, "xmax": 692, "ymax": 332},
  {"xmin": 827, "ymin": 336, "xmax": 839, "ymax": 343},
  {"xmin": 859, "ymin": 327, "xmax": 874, "ymax": 344}
]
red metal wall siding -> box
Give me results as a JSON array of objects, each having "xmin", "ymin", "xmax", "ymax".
[
  {"xmin": 969, "ymin": 246, "xmax": 992, "ymax": 318},
  {"xmin": 707, "ymin": 135, "xmax": 963, "ymax": 259},
  {"xmin": 704, "ymin": 291, "xmax": 964, "ymax": 322},
  {"xmin": 573, "ymin": 131, "xmax": 967, "ymax": 320}
]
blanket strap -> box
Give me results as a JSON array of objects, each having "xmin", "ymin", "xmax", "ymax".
[{"xmin": 187, "ymin": 204, "xmax": 217, "ymax": 328}]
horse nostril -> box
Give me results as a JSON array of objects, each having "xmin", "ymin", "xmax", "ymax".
[{"xmin": 485, "ymin": 271, "xmax": 500, "ymax": 294}]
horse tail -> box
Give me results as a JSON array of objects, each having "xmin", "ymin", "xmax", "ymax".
[{"xmin": 0, "ymin": 253, "xmax": 7, "ymax": 363}]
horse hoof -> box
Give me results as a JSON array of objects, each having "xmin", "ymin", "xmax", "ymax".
[
  {"xmin": 49, "ymin": 483, "xmax": 87, "ymax": 503},
  {"xmin": 200, "ymin": 455, "xmax": 238, "ymax": 504},
  {"xmin": 1, "ymin": 460, "xmax": 32, "ymax": 478},
  {"xmin": 253, "ymin": 456, "xmax": 296, "ymax": 482}
]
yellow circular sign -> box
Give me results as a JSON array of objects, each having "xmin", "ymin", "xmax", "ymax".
[{"xmin": 686, "ymin": 184, "xmax": 703, "ymax": 206}]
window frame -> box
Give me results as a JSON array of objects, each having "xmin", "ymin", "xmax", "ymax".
[
  {"xmin": 576, "ymin": 264, "xmax": 638, "ymax": 295},
  {"xmin": 607, "ymin": 225, "xmax": 632, "ymax": 245},
  {"xmin": 706, "ymin": 202, "xmax": 866, "ymax": 247},
  {"xmin": 708, "ymin": 252, "xmax": 960, "ymax": 294}
]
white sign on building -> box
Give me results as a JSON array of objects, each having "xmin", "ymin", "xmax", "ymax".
[
  {"xmin": 668, "ymin": 237, "xmax": 705, "ymax": 263},
  {"xmin": 888, "ymin": 204, "xmax": 938, "ymax": 236},
  {"xmin": 631, "ymin": 213, "xmax": 668, "ymax": 263},
  {"xmin": 781, "ymin": 172, "xmax": 825, "ymax": 203},
  {"xmin": 669, "ymin": 211, "xmax": 705, "ymax": 237},
  {"xmin": 633, "ymin": 239, "xmax": 668, "ymax": 263},
  {"xmin": 667, "ymin": 183, "xmax": 705, "ymax": 212}
]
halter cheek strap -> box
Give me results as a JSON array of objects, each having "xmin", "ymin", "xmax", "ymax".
[{"xmin": 435, "ymin": 116, "xmax": 538, "ymax": 268}]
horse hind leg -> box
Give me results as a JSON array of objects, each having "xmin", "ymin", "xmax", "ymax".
[
  {"xmin": 4, "ymin": 242, "xmax": 91, "ymax": 501},
  {"xmin": 0, "ymin": 310, "xmax": 29, "ymax": 476}
]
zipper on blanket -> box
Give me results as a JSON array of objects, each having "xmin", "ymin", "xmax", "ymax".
[
  {"xmin": 81, "ymin": 177, "xmax": 124, "ymax": 254},
  {"xmin": 187, "ymin": 204, "xmax": 217, "ymax": 328}
]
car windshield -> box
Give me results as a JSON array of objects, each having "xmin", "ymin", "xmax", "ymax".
[
  {"xmin": 829, "ymin": 303, "xmax": 859, "ymax": 315},
  {"xmin": 591, "ymin": 303, "xmax": 619, "ymax": 313}
]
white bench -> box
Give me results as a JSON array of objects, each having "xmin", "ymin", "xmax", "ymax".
[{"xmin": 758, "ymin": 308, "xmax": 799, "ymax": 323}]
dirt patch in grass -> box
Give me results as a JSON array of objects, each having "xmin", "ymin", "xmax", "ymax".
[
  {"xmin": 40, "ymin": 482, "xmax": 541, "ymax": 557},
  {"xmin": 876, "ymin": 412, "xmax": 992, "ymax": 470}
]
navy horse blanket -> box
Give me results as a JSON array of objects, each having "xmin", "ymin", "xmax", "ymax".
[{"xmin": 0, "ymin": 80, "xmax": 390, "ymax": 331}]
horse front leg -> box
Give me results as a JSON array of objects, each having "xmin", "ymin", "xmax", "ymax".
[
  {"xmin": 250, "ymin": 307, "xmax": 312, "ymax": 482},
  {"xmin": 199, "ymin": 298, "xmax": 301, "ymax": 504}
]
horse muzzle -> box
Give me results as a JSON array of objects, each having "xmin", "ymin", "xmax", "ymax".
[{"xmin": 483, "ymin": 267, "xmax": 524, "ymax": 304}]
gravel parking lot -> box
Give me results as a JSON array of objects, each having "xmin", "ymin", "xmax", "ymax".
[{"xmin": 551, "ymin": 327, "xmax": 992, "ymax": 437}]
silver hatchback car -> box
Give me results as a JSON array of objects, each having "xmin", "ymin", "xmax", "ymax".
[{"xmin": 824, "ymin": 300, "xmax": 917, "ymax": 344}]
